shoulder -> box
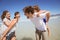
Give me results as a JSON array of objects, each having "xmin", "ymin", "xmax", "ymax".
[
  {"xmin": 3, "ymin": 18, "xmax": 7, "ymax": 22},
  {"xmin": 11, "ymin": 19, "xmax": 17, "ymax": 23},
  {"xmin": 12, "ymin": 19, "xmax": 16, "ymax": 21}
]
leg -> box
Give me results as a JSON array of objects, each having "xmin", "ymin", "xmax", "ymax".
[
  {"xmin": 2, "ymin": 37, "xmax": 6, "ymax": 40},
  {"xmin": 35, "ymin": 29, "xmax": 40, "ymax": 40},
  {"xmin": 36, "ymin": 29, "xmax": 42, "ymax": 40},
  {"xmin": 39, "ymin": 32, "xmax": 42, "ymax": 40},
  {"xmin": 36, "ymin": 33, "xmax": 39, "ymax": 40},
  {"xmin": 6, "ymin": 32, "xmax": 15, "ymax": 40},
  {"xmin": 41, "ymin": 31, "xmax": 48, "ymax": 40},
  {"xmin": 11, "ymin": 36, "xmax": 16, "ymax": 40},
  {"xmin": 6, "ymin": 36, "xmax": 11, "ymax": 40}
]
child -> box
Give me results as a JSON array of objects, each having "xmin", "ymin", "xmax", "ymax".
[
  {"xmin": 1, "ymin": 10, "xmax": 11, "ymax": 40},
  {"xmin": 33, "ymin": 5, "xmax": 51, "ymax": 37}
]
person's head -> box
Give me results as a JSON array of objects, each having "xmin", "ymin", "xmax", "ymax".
[
  {"xmin": 1, "ymin": 10, "xmax": 10, "ymax": 21},
  {"xmin": 23, "ymin": 6, "xmax": 34, "ymax": 19},
  {"xmin": 33, "ymin": 5, "xmax": 40, "ymax": 12},
  {"xmin": 14, "ymin": 12, "xmax": 20, "ymax": 19}
]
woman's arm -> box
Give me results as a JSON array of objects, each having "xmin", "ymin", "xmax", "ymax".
[{"xmin": 1, "ymin": 19, "xmax": 17, "ymax": 40}]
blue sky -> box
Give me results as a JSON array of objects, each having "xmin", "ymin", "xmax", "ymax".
[{"xmin": 0, "ymin": 0, "xmax": 60, "ymax": 20}]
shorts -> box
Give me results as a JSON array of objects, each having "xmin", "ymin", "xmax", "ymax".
[
  {"xmin": 36, "ymin": 29, "xmax": 48, "ymax": 40},
  {"xmin": 6, "ymin": 31, "xmax": 16, "ymax": 40}
]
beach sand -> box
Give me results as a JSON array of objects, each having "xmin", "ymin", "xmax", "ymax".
[
  {"xmin": 0, "ymin": 16, "xmax": 60, "ymax": 40},
  {"xmin": 15, "ymin": 16, "xmax": 60, "ymax": 40}
]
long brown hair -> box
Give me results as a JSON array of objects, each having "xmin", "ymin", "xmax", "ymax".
[
  {"xmin": 23, "ymin": 6, "xmax": 34, "ymax": 14},
  {"xmin": 33, "ymin": 5, "xmax": 40, "ymax": 12},
  {"xmin": 1, "ymin": 10, "xmax": 9, "ymax": 21}
]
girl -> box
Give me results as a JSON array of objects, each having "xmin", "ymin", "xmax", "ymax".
[
  {"xmin": 33, "ymin": 5, "xmax": 51, "ymax": 40},
  {"xmin": 1, "ymin": 11, "xmax": 20, "ymax": 40},
  {"xmin": 1, "ymin": 10, "xmax": 11, "ymax": 40},
  {"xmin": 6, "ymin": 12, "xmax": 20, "ymax": 40}
]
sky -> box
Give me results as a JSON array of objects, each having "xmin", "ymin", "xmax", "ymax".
[{"xmin": 0, "ymin": 0, "xmax": 60, "ymax": 20}]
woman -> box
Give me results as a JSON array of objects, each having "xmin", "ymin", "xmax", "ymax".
[
  {"xmin": 33, "ymin": 5, "xmax": 51, "ymax": 40},
  {"xmin": 1, "ymin": 11, "xmax": 20, "ymax": 40}
]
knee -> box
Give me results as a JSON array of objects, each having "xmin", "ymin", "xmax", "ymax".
[
  {"xmin": 11, "ymin": 37, "xmax": 16, "ymax": 40},
  {"xmin": 3, "ymin": 37, "xmax": 6, "ymax": 40}
]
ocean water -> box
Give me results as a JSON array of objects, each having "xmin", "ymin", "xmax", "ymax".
[{"xmin": 0, "ymin": 16, "xmax": 60, "ymax": 40}]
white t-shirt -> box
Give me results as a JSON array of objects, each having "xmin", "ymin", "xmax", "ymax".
[
  {"xmin": 3, "ymin": 18, "xmax": 16, "ymax": 36},
  {"xmin": 0, "ymin": 19, "xmax": 7, "ymax": 36},
  {"xmin": 30, "ymin": 12, "xmax": 47, "ymax": 31},
  {"xmin": 0, "ymin": 18, "xmax": 9, "ymax": 36},
  {"xmin": 3, "ymin": 18, "xmax": 11, "ymax": 36}
]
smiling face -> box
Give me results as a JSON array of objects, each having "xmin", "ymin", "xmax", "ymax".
[
  {"xmin": 14, "ymin": 12, "xmax": 20, "ymax": 19},
  {"xmin": 5, "ymin": 12, "xmax": 10, "ymax": 19},
  {"xmin": 15, "ymin": 13, "xmax": 20, "ymax": 18}
]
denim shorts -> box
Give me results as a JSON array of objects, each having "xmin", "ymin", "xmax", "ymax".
[{"xmin": 6, "ymin": 31, "xmax": 15, "ymax": 40}]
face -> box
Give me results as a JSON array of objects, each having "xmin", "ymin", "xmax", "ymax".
[
  {"xmin": 24, "ymin": 13, "xmax": 29, "ymax": 19},
  {"xmin": 6, "ymin": 12, "xmax": 10, "ymax": 19},
  {"xmin": 24, "ymin": 13, "xmax": 33, "ymax": 19},
  {"xmin": 15, "ymin": 13, "xmax": 20, "ymax": 19},
  {"xmin": 34, "ymin": 10, "xmax": 37, "ymax": 13}
]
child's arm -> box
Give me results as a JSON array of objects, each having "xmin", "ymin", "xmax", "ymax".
[
  {"xmin": 1, "ymin": 19, "xmax": 17, "ymax": 40},
  {"xmin": 46, "ymin": 11, "xmax": 51, "ymax": 37},
  {"xmin": 46, "ymin": 11, "xmax": 50, "ymax": 22}
]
